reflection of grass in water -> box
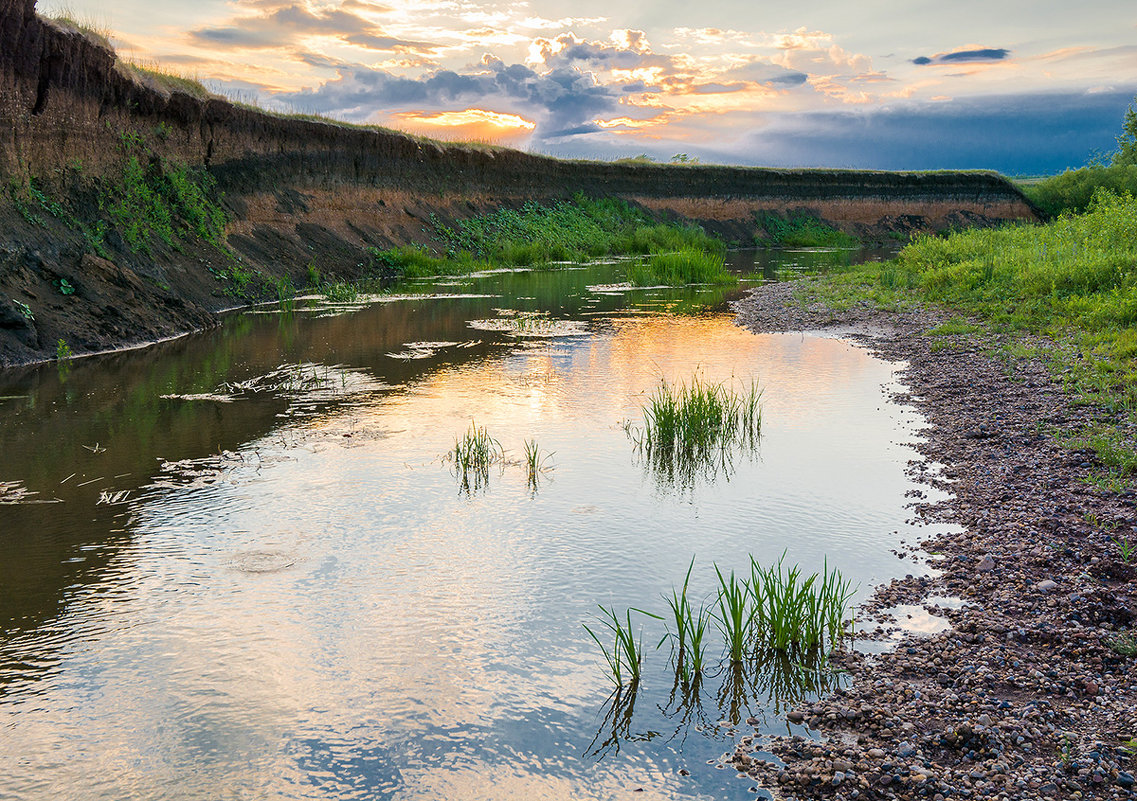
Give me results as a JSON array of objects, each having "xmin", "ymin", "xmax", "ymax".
[
  {"xmin": 627, "ymin": 374, "xmax": 761, "ymax": 489},
  {"xmin": 448, "ymin": 422, "xmax": 503, "ymax": 493}
]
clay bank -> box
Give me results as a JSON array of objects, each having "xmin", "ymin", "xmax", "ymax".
[{"xmin": 0, "ymin": 0, "xmax": 1039, "ymax": 367}]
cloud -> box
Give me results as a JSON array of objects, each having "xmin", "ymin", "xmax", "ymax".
[
  {"xmin": 913, "ymin": 48, "xmax": 1011, "ymax": 66},
  {"xmin": 275, "ymin": 56, "xmax": 625, "ymax": 140},
  {"xmin": 735, "ymin": 89, "xmax": 1132, "ymax": 172},
  {"xmin": 189, "ymin": 3, "xmax": 438, "ymax": 54}
]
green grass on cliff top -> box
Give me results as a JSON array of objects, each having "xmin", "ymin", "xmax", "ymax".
[{"xmin": 795, "ymin": 188, "xmax": 1137, "ymax": 488}]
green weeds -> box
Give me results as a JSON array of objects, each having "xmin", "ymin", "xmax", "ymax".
[
  {"xmin": 55, "ymin": 339, "xmax": 73, "ymax": 362},
  {"xmin": 626, "ymin": 249, "xmax": 736, "ymax": 286},
  {"xmin": 796, "ymin": 189, "xmax": 1137, "ymax": 486},
  {"xmin": 584, "ymin": 606, "xmax": 660, "ymax": 687},
  {"xmin": 587, "ymin": 554, "xmax": 854, "ymax": 688},
  {"xmin": 660, "ymin": 558, "xmax": 710, "ymax": 684},
  {"xmin": 1106, "ymin": 631, "xmax": 1137, "ymax": 657},
  {"xmin": 1116, "ymin": 536, "xmax": 1135, "ymax": 564},
  {"xmin": 522, "ymin": 438, "xmax": 553, "ymax": 490},
  {"xmin": 756, "ymin": 211, "xmax": 859, "ymax": 248}
]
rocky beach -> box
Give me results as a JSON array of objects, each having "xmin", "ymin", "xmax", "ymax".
[{"xmin": 731, "ymin": 282, "xmax": 1137, "ymax": 800}]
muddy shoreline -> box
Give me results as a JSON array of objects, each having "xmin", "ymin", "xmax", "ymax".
[{"xmin": 730, "ymin": 282, "xmax": 1137, "ymax": 800}]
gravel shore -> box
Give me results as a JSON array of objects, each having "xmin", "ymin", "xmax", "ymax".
[{"xmin": 730, "ymin": 281, "xmax": 1137, "ymax": 801}]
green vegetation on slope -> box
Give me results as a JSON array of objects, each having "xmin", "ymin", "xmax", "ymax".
[
  {"xmin": 800, "ymin": 189, "xmax": 1137, "ymax": 486},
  {"xmin": 367, "ymin": 196, "xmax": 727, "ymax": 281},
  {"xmin": 755, "ymin": 210, "xmax": 859, "ymax": 248}
]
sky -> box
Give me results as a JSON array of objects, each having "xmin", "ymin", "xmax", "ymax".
[{"xmin": 46, "ymin": 0, "xmax": 1137, "ymax": 174}]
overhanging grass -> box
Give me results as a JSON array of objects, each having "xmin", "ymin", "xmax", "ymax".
[{"xmin": 798, "ymin": 189, "xmax": 1137, "ymax": 484}]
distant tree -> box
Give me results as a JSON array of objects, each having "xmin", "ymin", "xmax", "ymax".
[
  {"xmin": 1113, "ymin": 96, "xmax": 1137, "ymax": 166},
  {"xmin": 670, "ymin": 153, "xmax": 699, "ymax": 164}
]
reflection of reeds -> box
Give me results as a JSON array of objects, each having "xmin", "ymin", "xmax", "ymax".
[
  {"xmin": 627, "ymin": 375, "xmax": 761, "ymax": 489},
  {"xmin": 585, "ymin": 684, "xmax": 643, "ymax": 759}
]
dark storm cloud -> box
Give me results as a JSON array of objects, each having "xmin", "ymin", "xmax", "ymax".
[
  {"xmin": 739, "ymin": 89, "xmax": 1135, "ymax": 174},
  {"xmin": 189, "ymin": 4, "xmax": 437, "ymax": 53},
  {"xmin": 913, "ymin": 48, "xmax": 1010, "ymax": 66}
]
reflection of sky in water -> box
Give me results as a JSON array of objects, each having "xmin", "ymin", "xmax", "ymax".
[{"xmin": 0, "ymin": 268, "xmax": 955, "ymax": 800}]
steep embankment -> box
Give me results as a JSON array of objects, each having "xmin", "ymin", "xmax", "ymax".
[{"xmin": 0, "ymin": 0, "xmax": 1039, "ymax": 366}]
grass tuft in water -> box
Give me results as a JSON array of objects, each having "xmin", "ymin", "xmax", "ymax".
[
  {"xmin": 714, "ymin": 565, "xmax": 752, "ymax": 664},
  {"xmin": 626, "ymin": 249, "xmax": 736, "ymax": 286},
  {"xmin": 449, "ymin": 422, "xmax": 503, "ymax": 492},
  {"xmin": 749, "ymin": 553, "xmax": 855, "ymax": 652},
  {"xmin": 522, "ymin": 438, "xmax": 553, "ymax": 490},
  {"xmin": 630, "ymin": 374, "xmax": 762, "ymax": 487},
  {"xmin": 659, "ymin": 557, "xmax": 710, "ymax": 684}
]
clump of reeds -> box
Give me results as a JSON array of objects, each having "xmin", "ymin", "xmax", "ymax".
[
  {"xmin": 748, "ymin": 553, "xmax": 854, "ymax": 652},
  {"xmin": 626, "ymin": 249, "xmax": 736, "ymax": 286},
  {"xmin": 523, "ymin": 438, "xmax": 553, "ymax": 490},
  {"xmin": 659, "ymin": 558, "xmax": 710, "ymax": 684},
  {"xmin": 449, "ymin": 422, "xmax": 503, "ymax": 492},
  {"xmin": 586, "ymin": 553, "xmax": 854, "ymax": 690},
  {"xmin": 629, "ymin": 375, "xmax": 762, "ymax": 487},
  {"xmin": 584, "ymin": 606, "xmax": 660, "ymax": 687}
]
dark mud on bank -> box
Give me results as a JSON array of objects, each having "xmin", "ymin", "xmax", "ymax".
[{"xmin": 731, "ymin": 283, "xmax": 1137, "ymax": 800}]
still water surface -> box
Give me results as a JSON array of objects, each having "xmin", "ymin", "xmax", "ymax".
[{"xmin": 0, "ymin": 252, "xmax": 947, "ymax": 800}]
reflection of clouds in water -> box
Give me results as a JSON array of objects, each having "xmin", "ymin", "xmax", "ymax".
[{"xmin": 0, "ymin": 306, "xmax": 947, "ymax": 800}]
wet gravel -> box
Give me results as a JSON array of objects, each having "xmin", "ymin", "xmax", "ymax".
[{"xmin": 730, "ymin": 281, "xmax": 1137, "ymax": 800}]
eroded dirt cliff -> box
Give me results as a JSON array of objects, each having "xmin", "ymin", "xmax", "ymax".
[{"xmin": 0, "ymin": 0, "xmax": 1040, "ymax": 366}]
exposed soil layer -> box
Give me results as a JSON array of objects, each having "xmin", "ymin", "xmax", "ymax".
[
  {"xmin": 0, "ymin": 0, "xmax": 1039, "ymax": 367},
  {"xmin": 730, "ymin": 283, "xmax": 1137, "ymax": 800}
]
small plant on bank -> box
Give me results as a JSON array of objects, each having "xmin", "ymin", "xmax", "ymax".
[
  {"xmin": 55, "ymin": 339, "xmax": 73, "ymax": 362},
  {"xmin": 1105, "ymin": 631, "xmax": 1137, "ymax": 657},
  {"xmin": 1117, "ymin": 536, "xmax": 1135, "ymax": 564},
  {"xmin": 12, "ymin": 300, "xmax": 34, "ymax": 321}
]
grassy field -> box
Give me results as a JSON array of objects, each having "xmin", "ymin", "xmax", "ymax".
[{"xmin": 794, "ymin": 189, "xmax": 1137, "ymax": 488}]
